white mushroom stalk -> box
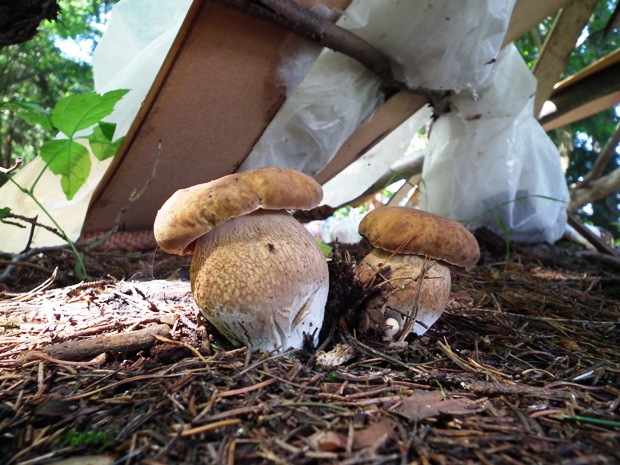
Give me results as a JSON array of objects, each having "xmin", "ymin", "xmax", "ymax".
[
  {"xmin": 154, "ymin": 167, "xmax": 329, "ymax": 352},
  {"xmin": 191, "ymin": 210, "xmax": 328, "ymax": 351}
]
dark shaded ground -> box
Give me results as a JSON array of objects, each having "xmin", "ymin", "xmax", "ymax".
[{"xmin": 0, "ymin": 231, "xmax": 619, "ymax": 465}]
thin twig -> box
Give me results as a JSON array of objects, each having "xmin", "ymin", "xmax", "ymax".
[
  {"xmin": 343, "ymin": 328, "xmax": 424, "ymax": 373},
  {"xmin": 574, "ymin": 119, "xmax": 620, "ymax": 189},
  {"xmin": 398, "ymin": 258, "xmax": 434, "ymax": 342},
  {"xmin": 83, "ymin": 140, "xmax": 162, "ymax": 253}
]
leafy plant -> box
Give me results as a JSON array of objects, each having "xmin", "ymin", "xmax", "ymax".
[
  {"xmin": 0, "ymin": 0, "xmax": 118, "ymax": 168},
  {"xmin": 3, "ymin": 89, "xmax": 128, "ymax": 199},
  {"xmin": 1, "ymin": 89, "xmax": 128, "ymax": 278}
]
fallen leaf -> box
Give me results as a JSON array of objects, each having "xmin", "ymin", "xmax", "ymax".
[
  {"xmin": 351, "ymin": 419, "xmax": 393, "ymax": 450},
  {"xmin": 308, "ymin": 419, "xmax": 394, "ymax": 452},
  {"xmin": 398, "ymin": 390, "xmax": 483, "ymax": 421},
  {"xmin": 315, "ymin": 343, "xmax": 356, "ymax": 369},
  {"xmin": 308, "ymin": 430, "xmax": 347, "ymax": 452}
]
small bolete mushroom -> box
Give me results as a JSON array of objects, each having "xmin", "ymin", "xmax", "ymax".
[
  {"xmin": 355, "ymin": 206, "xmax": 479, "ymax": 339},
  {"xmin": 154, "ymin": 167, "xmax": 329, "ymax": 352}
]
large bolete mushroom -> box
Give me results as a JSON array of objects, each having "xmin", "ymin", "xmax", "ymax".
[
  {"xmin": 154, "ymin": 167, "xmax": 329, "ymax": 352},
  {"xmin": 355, "ymin": 206, "xmax": 479, "ymax": 339}
]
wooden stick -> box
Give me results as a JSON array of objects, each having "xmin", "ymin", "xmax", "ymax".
[{"xmin": 39, "ymin": 323, "xmax": 171, "ymax": 361}]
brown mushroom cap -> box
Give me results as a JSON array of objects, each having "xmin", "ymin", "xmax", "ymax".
[
  {"xmin": 358, "ymin": 206, "xmax": 480, "ymax": 269},
  {"xmin": 154, "ymin": 167, "xmax": 323, "ymax": 255}
]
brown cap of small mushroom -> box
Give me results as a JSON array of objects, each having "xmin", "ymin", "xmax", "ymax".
[
  {"xmin": 154, "ymin": 167, "xmax": 323, "ymax": 255},
  {"xmin": 358, "ymin": 206, "xmax": 480, "ymax": 269}
]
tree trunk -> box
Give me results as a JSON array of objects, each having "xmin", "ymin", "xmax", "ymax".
[{"xmin": 0, "ymin": 0, "xmax": 60, "ymax": 49}]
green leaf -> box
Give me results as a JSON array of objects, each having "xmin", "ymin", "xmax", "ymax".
[
  {"xmin": 50, "ymin": 89, "xmax": 129, "ymax": 138},
  {"xmin": 40, "ymin": 139, "xmax": 91, "ymax": 200},
  {"xmin": 88, "ymin": 124, "xmax": 124, "ymax": 161},
  {"xmin": 97, "ymin": 121, "xmax": 116, "ymax": 141},
  {"xmin": 3, "ymin": 100, "xmax": 53, "ymax": 131},
  {"xmin": 0, "ymin": 207, "xmax": 11, "ymax": 220}
]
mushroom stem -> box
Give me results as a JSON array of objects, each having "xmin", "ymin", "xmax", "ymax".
[
  {"xmin": 191, "ymin": 210, "xmax": 329, "ymax": 352},
  {"xmin": 355, "ymin": 249, "xmax": 451, "ymax": 338}
]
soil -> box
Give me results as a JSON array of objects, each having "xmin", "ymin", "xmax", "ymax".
[{"xmin": 0, "ymin": 229, "xmax": 619, "ymax": 465}]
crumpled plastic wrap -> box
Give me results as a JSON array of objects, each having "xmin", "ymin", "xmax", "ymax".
[
  {"xmin": 419, "ymin": 45, "xmax": 570, "ymax": 243},
  {"xmin": 239, "ymin": 48, "xmax": 383, "ymax": 175},
  {"xmin": 0, "ymin": 0, "xmax": 192, "ymax": 253},
  {"xmin": 242, "ymin": 0, "xmax": 516, "ymax": 190},
  {"xmin": 341, "ymin": 0, "xmax": 515, "ymax": 91}
]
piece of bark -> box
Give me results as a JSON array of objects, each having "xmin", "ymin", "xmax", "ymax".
[{"xmin": 40, "ymin": 323, "xmax": 171, "ymax": 361}]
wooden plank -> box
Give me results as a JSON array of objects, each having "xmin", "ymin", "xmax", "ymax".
[
  {"xmin": 504, "ymin": 0, "xmax": 569, "ymax": 45},
  {"xmin": 540, "ymin": 53, "xmax": 620, "ymax": 130},
  {"xmin": 554, "ymin": 47, "xmax": 620, "ymax": 91},
  {"xmin": 542, "ymin": 90, "xmax": 620, "ymax": 131},
  {"xmin": 314, "ymin": 91, "xmax": 428, "ymax": 185},
  {"xmin": 531, "ymin": 0, "xmax": 598, "ymax": 116}
]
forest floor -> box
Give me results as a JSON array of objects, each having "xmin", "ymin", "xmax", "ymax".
[{"xmin": 0, "ymin": 229, "xmax": 619, "ymax": 465}]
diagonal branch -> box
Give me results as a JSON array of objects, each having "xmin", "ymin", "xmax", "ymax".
[
  {"xmin": 574, "ymin": 120, "xmax": 620, "ymax": 189},
  {"xmin": 569, "ymin": 167, "xmax": 620, "ymax": 214}
]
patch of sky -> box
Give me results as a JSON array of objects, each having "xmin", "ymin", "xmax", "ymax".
[{"xmin": 54, "ymin": 36, "xmax": 95, "ymax": 64}]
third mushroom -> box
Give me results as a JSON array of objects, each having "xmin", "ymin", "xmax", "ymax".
[{"xmin": 355, "ymin": 206, "xmax": 480, "ymax": 340}]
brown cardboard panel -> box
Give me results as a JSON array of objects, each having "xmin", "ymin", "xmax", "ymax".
[
  {"xmin": 84, "ymin": 1, "xmax": 348, "ymax": 233},
  {"xmin": 314, "ymin": 92, "xmax": 428, "ymax": 186}
]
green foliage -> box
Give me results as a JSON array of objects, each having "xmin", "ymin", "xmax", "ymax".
[
  {"xmin": 0, "ymin": 207, "xmax": 23, "ymax": 228},
  {"xmin": 333, "ymin": 203, "xmax": 370, "ymax": 219},
  {"xmin": 1, "ymin": 90, "xmax": 127, "ymax": 278},
  {"xmin": 55, "ymin": 427, "xmax": 115, "ymax": 452},
  {"xmin": 40, "ymin": 139, "xmax": 91, "ymax": 199},
  {"xmin": 8, "ymin": 89, "xmax": 128, "ymax": 200},
  {"xmin": 0, "ymin": 0, "xmax": 119, "ymax": 167},
  {"xmin": 494, "ymin": 212, "xmax": 511, "ymax": 264},
  {"xmin": 88, "ymin": 122, "xmax": 124, "ymax": 161},
  {"xmin": 324, "ymin": 371, "xmax": 338, "ymax": 382},
  {"xmin": 51, "ymin": 89, "xmax": 128, "ymax": 138},
  {"xmin": 1, "ymin": 101, "xmax": 53, "ymax": 131}
]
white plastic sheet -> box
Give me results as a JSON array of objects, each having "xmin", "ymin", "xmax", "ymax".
[
  {"xmin": 419, "ymin": 45, "xmax": 570, "ymax": 243},
  {"xmin": 341, "ymin": 0, "xmax": 516, "ymax": 91},
  {"xmin": 0, "ymin": 0, "xmax": 192, "ymax": 253},
  {"xmin": 242, "ymin": 0, "xmax": 516, "ymax": 186},
  {"xmin": 239, "ymin": 48, "xmax": 383, "ymax": 175}
]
